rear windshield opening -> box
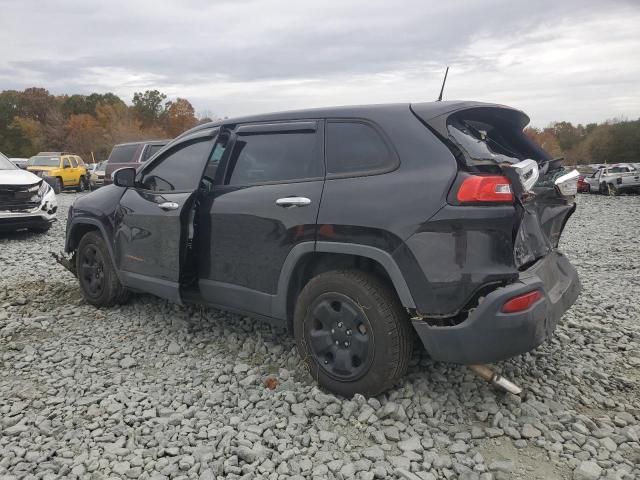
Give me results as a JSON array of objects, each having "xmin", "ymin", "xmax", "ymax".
[{"xmin": 447, "ymin": 108, "xmax": 551, "ymax": 169}]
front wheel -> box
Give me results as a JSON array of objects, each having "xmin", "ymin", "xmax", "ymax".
[
  {"xmin": 76, "ymin": 231, "xmax": 129, "ymax": 307},
  {"xmin": 294, "ymin": 270, "xmax": 413, "ymax": 397},
  {"xmin": 607, "ymin": 183, "xmax": 619, "ymax": 196}
]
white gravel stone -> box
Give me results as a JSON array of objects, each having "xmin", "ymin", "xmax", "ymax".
[
  {"xmin": 0, "ymin": 192, "xmax": 638, "ymax": 480},
  {"xmin": 573, "ymin": 461, "xmax": 603, "ymax": 480}
]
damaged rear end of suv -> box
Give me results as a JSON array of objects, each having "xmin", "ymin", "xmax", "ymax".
[{"xmin": 408, "ymin": 102, "xmax": 581, "ymax": 366}]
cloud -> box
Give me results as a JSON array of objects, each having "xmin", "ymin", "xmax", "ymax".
[{"xmin": 1, "ymin": 0, "xmax": 639, "ymax": 125}]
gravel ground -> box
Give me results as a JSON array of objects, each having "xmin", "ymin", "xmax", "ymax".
[{"xmin": 1, "ymin": 192, "xmax": 639, "ymax": 480}]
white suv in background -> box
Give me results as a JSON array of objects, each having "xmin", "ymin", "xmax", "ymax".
[{"xmin": 0, "ymin": 152, "xmax": 57, "ymax": 232}]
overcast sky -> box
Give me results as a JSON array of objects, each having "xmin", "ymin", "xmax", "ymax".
[{"xmin": 1, "ymin": 0, "xmax": 639, "ymax": 126}]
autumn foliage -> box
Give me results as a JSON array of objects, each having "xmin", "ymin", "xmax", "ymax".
[
  {"xmin": 0, "ymin": 87, "xmax": 205, "ymax": 161},
  {"xmin": 524, "ymin": 119, "xmax": 640, "ymax": 165}
]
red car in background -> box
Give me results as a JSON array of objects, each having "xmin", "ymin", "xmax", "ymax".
[
  {"xmin": 577, "ymin": 174, "xmax": 589, "ymax": 192},
  {"xmin": 576, "ymin": 166, "xmax": 597, "ymax": 193}
]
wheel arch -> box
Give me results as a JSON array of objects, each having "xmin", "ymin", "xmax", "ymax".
[
  {"xmin": 275, "ymin": 241, "xmax": 416, "ymax": 329},
  {"xmin": 66, "ymin": 218, "xmax": 121, "ymax": 281}
]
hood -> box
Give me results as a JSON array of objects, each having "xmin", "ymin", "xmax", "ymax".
[
  {"xmin": 27, "ymin": 166, "xmax": 57, "ymax": 172},
  {"xmin": 0, "ymin": 168, "xmax": 43, "ymax": 186}
]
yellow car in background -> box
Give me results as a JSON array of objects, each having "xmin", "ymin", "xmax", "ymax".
[{"xmin": 26, "ymin": 152, "xmax": 89, "ymax": 194}]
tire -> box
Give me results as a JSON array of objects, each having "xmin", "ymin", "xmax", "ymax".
[
  {"xmin": 294, "ymin": 270, "xmax": 413, "ymax": 397},
  {"xmin": 53, "ymin": 177, "xmax": 63, "ymax": 194},
  {"xmin": 607, "ymin": 183, "xmax": 619, "ymax": 196},
  {"xmin": 77, "ymin": 176, "xmax": 86, "ymax": 192},
  {"xmin": 76, "ymin": 231, "xmax": 129, "ymax": 307}
]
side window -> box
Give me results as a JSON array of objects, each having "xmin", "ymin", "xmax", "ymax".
[
  {"xmin": 70, "ymin": 157, "xmax": 78, "ymax": 168},
  {"xmin": 226, "ymin": 130, "xmax": 322, "ymax": 185},
  {"xmin": 325, "ymin": 121, "xmax": 395, "ymax": 175},
  {"xmin": 140, "ymin": 139, "xmax": 213, "ymax": 192},
  {"xmin": 63, "ymin": 157, "xmax": 71, "ymax": 168}
]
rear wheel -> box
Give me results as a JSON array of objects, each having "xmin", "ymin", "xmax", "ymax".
[
  {"xmin": 76, "ymin": 231, "xmax": 129, "ymax": 307},
  {"xmin": 294, "ymin": 270, "xmax": 413, "ymax": 397},
  {"xmin": 53, "ymin": 177, "xmax": 63, "ymax": 194}
]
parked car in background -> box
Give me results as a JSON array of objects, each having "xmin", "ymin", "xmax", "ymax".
[
  {"xmin": 90, "ymin": 161, "xmax": 108, "ymax": 189},
  {"xmin": 64, "ymin": 101, "xmax": 581, "ymax": 396},
  {"xmin": 104, "ymin": 140, "xmax": 168, "ymax": 185},
  {"xmin": 9, "ymin": 158, "xmax": 28, "ymax": 169},
  {"xmin": 576, "ymin": 166, "xmax": 596, "ymax": 193},
  {"xmin": 583, "ymin": 163, "xmax": 640, "ymax": 195},
  {"xmin": 0, "ymin": 151, "xmax": 57, "ymax": 232},
  {"xmin": 26, "ymin": 152, "xmax": 88, "ymax": 194}
]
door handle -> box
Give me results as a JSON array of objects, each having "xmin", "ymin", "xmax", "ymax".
[
  {"xmin": 158, "ymin": 201, "xmax": 179, "ymax": 211},
  {"xmin": 275, "ymin": 197, "xmax": 312, "ymax": 208}
]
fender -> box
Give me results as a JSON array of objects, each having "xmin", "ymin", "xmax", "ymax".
[
  {"xmin": 66, "ymin": 217, "xmax": 122, "ymax": 282},
  {"xmin": 272, "ymin": 241, "xmax": 416, "ymax": 320}
]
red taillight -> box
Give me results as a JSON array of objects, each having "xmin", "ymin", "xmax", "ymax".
[
  {"xmin": 456, "ymin": 175, "xmax": 514, "ymax": 203},
  {"xmin": 501, "ymin": 290, "xmax": 542, "ymax": 313}
]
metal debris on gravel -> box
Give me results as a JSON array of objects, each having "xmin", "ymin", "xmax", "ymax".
[{"xmin": 1, "ymin": 192, "xmax": 639, "ymax": 480}]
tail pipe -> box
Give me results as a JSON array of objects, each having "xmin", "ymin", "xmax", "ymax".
[{"xmin": 468, "ymin": 364, "xmax": 522, "ymax": 395}]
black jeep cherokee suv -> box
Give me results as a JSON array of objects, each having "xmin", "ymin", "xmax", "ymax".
[{"xmin": 64, "ymin": 101, "xmax": 581, "ymax": 396}]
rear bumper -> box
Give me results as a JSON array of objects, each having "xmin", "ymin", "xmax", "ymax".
[{"xmin": 412, "ymin": 251, "xmax": 581, "ymax": 364}]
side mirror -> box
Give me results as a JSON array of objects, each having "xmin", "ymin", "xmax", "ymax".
[{"xmin": 113, "ymin": 167, "xmax": 137, "ymax": 188}]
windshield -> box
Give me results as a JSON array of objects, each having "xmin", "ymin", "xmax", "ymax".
[
  {"xmin": 0, "ymin": 152, "xmax": 17, "ymax": 170},
  {"xmin": 28, "ymin": 156, "xmax": 60, "ymax": 167}
]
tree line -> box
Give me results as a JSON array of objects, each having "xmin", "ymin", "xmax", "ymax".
[
  {"xmin": 0, "ymin": 88, "xmax": 210, "ymax": 162},
  {"xmin": 525, "ymin": 118, "xmax": 640, "ymax": 165},
  {"xmin": 1, "ymin": 87, "xmax": 638, "ymax": 166}
]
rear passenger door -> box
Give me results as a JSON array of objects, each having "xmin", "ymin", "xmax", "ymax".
[
  {"xmin": 62, "ymin": 156, "xmax": 74, "ymax": 185},
  {"xmin": 198, "ymin": 121, "xmax": 324, "ymax": 318},
  {"xmin": 69, "ymin": 156, "xmax": 80, "ymax": 185}
]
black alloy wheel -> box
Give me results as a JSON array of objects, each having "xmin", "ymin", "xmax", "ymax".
[
  {"xmin": 294, "ymin": 270, "xmax": 413, "ymax": 397},
  {"xmin": 76, "ymin": 231, "xmax": 129, "ymax": 307},
  {"xmin": 307, "ymin": 293, "xmax": 373, "ymax": 381},
  {"xmin": 79, "ymin": 243, "xmax": 105, "ymax": 298}
]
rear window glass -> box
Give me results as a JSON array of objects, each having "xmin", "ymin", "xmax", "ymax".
[
  {"xmin": 446, "ymin": 109, "xmax": 550, "ymax": 167},
  {"xmin": 108, "ymin": 144, "xmax": 139, "ymax": 163},
  {"xmin": 325, "ymin": 122, "xmax": 394, "ymax": 175},
  {"xmin": 608, "ymin": 166, "xmax": 631, "ymax": 173}
]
